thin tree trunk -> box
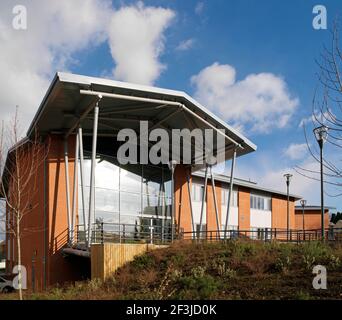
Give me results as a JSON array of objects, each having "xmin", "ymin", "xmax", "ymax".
[{"xmin": 16, "ymin": 217, "xmax": 23, "ymax": 300}]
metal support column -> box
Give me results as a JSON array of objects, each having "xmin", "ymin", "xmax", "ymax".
[
  {"xmin": 64, "ymin": 139, "xmax": 72, "ymax": 245},
  {"xmin": 87, "ymin": 103, "xmax": 100, "ymax": 247},
  {"xmin": 210, "ymin": 166, "xmax": 220, "ymax": 237},
  {"xmin": 224, "ymin": 148, "xmax": 237, "ymax": 239},
  {"xmin": 168, "ymin": 160, "xmax": 177, "ymax": 242},
  {"xmin": 78, "ymin": 127, "xmax": 88, "ymax": 246},
  {"xmin": 71, "ymin": 132, "xmax": 79, "ymax": 245},
  {"xmin": 199, "ymin": 163, "xmax": 209, "ymax": 238},
  {"xmin": 186, "ymin": 172, "xmax": 195, "ymax": 236}
]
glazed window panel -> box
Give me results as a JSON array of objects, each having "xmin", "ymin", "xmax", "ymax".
[
  {"xmin": 250, "ymin": 194, "xmax": 272, "ymax": 211},
  {"xmin": 191, "ymin": 184, "xmax": 205, "ymax": 202},
  {"xmin": 221, "ymin": 189, "xmax": 238, "ymax": 207}
]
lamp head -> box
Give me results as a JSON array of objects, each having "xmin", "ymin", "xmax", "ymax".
[
  {"xmin": 300, "ymin": 199, "xmax": 307, "ymax": 207},
  {"xmin": 283, "ymin": 173, "xmax": 293, "ymax": 184},
  {"xmin": 313, "ymin": 125, "xmax": 328, "ymax": 146}
]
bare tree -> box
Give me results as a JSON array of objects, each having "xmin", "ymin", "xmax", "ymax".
[
  {"xmin": 295, "ymin": 22, "xmax": 342, "ymax": 196},
  {"xmin": 0, "ymin": 107, "xmax": 49, "ymax": 300}
]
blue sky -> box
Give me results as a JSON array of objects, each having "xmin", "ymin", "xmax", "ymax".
[{"xmin": 0, "ymin": 0, "xmax": 341, "ymax": 211}]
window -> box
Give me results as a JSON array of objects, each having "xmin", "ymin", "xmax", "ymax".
[
  {"xmin": 221, "ymin": 189, "xmax": 238, "ymax": 207},
  {"xmin": 191, "ymin": 184, "xmax": 205, "ymax": 202},
  {"xmin": 250, "ymin": 194, "xmax": 272, "ymax": 211}
]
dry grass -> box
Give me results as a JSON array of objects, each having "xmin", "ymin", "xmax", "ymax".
[{"xmin": 1, "ymin": 240, "xmax": 342, "ymax": 300}]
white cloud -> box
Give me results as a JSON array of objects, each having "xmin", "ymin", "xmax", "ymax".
[
  {"xmin": 0, "ymin": 1, "xmax": 176, "ymax": 133},
  {"xmin": 0, "ymin": 0, "xmax": 111, "ymax": 132},
  {"xmin": 236, "ymin": 156, "xmax": 321, "ymax": 205},
  {"xmin": 195, "ymin": 2, "xmax": 204, "ymax": 15},
  {"xmin": 283, "ymin": 143, "xmax": 308, "ymax": 160},
  {"xmin": 191, "ymin": 62, "xmax": 299, "ymax": 133},
  {"xmin": 299, "ymin": 111, "xmax": 331, "ymax": 128},
  {"xmin": 176, "ymin": 38, "xmax": 195, "ymax": 51},
  {"xmin": 108, "ymin": 2, "xmax": 175, "ymax": 85}
]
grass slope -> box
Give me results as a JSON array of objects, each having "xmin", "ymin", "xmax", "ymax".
[{"xmin": 3, "ymin": 240, "xmax": 342, "ymax": 300}]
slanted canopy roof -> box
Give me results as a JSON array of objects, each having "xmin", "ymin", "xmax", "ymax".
[{"xmin": 27, "ymin": 72, "xmax": 256, "ymax": 166}]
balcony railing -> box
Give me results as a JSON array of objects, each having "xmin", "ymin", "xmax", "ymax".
[
  {"xmin": 179, "ymin": 227, "xmax": 342, "ymax": 243},
  {"xmin": 74, "ymin": 224, "xmax": 342, "ymax": 246},
  {"xmin": 76, "ymin": 221, "xmax": 177, "ymax": 245}
]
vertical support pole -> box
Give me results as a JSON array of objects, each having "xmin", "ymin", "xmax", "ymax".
[
  {"xmin": 64, "ymin": 139, "xmax": 72, "ymax": 245},
  {"xmin": 171, "ymin": 167, "xmax": 175, "ymax": 242},
  {"xmin": 210, "ymin": 166, "xmax": 220, "ymax": 237},
  {"xmin": 71, "ymin": 132, "xmax": 79, "ymax": 245},
  {"xmin": 150, "ymin": 218, "xmax": 154, "ymax": 245},
  {"xmin": 320, "ymin": 144, "xmax": 325, "ymax": 241},
  {"xmin": 186, "ymin": 171, "xmax": 195, "ymax": 236},
  {"xmin": 169, "ymin": 160, "xmax": 177, "ymax": 242},
  {"xmin": 224, "ymin": 148, "xmax": 237, "ymax": 239},
  {"xmin": 87, "ymin": 103, "xmax": 100, "ymax": 247},
  {"xmin": 161, "ymin": 182, "xmax": 166, "ymax": 243},
  {"xmin": 286, "ymin": 183, "xmax": 290, "ymax": 241},
  {"xmin": 78, "ymin": 127, "xmax": 88, "ymax": 246},
  {"xmin": 199, "ymin": 163, "xmax": 209, "ymax": 239}
]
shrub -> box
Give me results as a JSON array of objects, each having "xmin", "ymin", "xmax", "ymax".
[
  {"xmin": 327, "ymin": 254, "xmax": 341, "ymax": 270},
  {"xmin": 295, "ymin": 290, "xmax": 312, "ymax": 300},
  {"xmin": 275, "ymin": 256, "xmax": 291, "ymax": 274},
  {"xmin": 232, "ymin": 240, "xmax": 257, "ymax": 258},
  {"xmin": 132, "ymin": 253, "xmax": 155, "ymax": 270},
  {"xmin": 177, "ymin": 275, "xmax": 219, "ymax": 299},
  {"xmin": 300, "ymin": 242, "xmax": 329, "ymax": 261},
  {"xmin": 211, "ymin": 259, "xmax": 237, "ymax": 279},
  {"xmin": 190, "ymin": 266, "xmax": 206, "ymax": 279},
  {"xmin": 170, "ymin": 252, "xmax": 185, "ymax": 267},
  {"xmin": 302, "ymin": 254, "xmax": 316, "ymax": 271}
]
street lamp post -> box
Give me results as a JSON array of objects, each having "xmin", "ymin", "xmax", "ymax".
[
  {"xmin": 300, "ymin": 199, "xmax": 307, "ymax": 240},
  {"xmin": 283, "ymin": 173, "xmax": 293, "ymax": 241},
  {"xmin": 313, "ymin": 125, "xmax": 328, "ymax": 241}
]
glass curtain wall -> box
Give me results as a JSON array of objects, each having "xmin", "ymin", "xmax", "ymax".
[{"xmin": 78, "ymin": 151, "xmax": 172, "ymax": 243}]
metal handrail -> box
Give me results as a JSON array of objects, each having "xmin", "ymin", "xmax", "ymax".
[
  {"xmin": 179, "ymin": 227, "xmax": 342, "ymax": 243},
  {"xmin": 74, "ymin": 224, "xmax": 342, "ymax": 245},
  {"xmin": 76, "ymin": 222, "xmax": 177, "ymax": 245}
]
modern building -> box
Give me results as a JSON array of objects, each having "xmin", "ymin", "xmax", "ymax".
[
  {"xmin": 294, "ymin": 206, "xmax": 332, "ymax": 231},
  {"xmin": 188, "ymin": 172, "xmax": 301, "ymax": 240},
  {"xmin": 0, "ymin": 72, "xmax": 313, "ymax": 291},
  {"xmin": 1, "ymin": 72, "xmax": 257, "ymax": 290}
]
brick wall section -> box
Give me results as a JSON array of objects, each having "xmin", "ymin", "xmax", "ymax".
[
  {"xmin": 46, "ymin": 134, "xmax": 87, "ymax": 287},
  {"xmin": 6, "ymin": 134, "xmax": 88, "ymax": 291},
  {"xmin": 174, "ymin": 165, "xmax": 192, "ymax": 233},
  {"xmin": 295, "ymin": 209, "xmax": 330, "ymax": 230},
  {"xmin": 238, "ymin": 187, "xmax": 250, "ymax": 230},
  {"xmin": 271, "ymin": 196, "xmax": 296, "ymax": 230},
  {"xmin": 5, "ymin": 139, "xmax": 46, "ymax": 290},
  {"xmin": 207, "ymin": 180, "xmax": 222, "ymax": 235}
]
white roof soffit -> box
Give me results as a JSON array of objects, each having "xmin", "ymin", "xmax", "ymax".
[{"xmin": 27, "ymin": 72, "xmax": 257, "ymax": 162}]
